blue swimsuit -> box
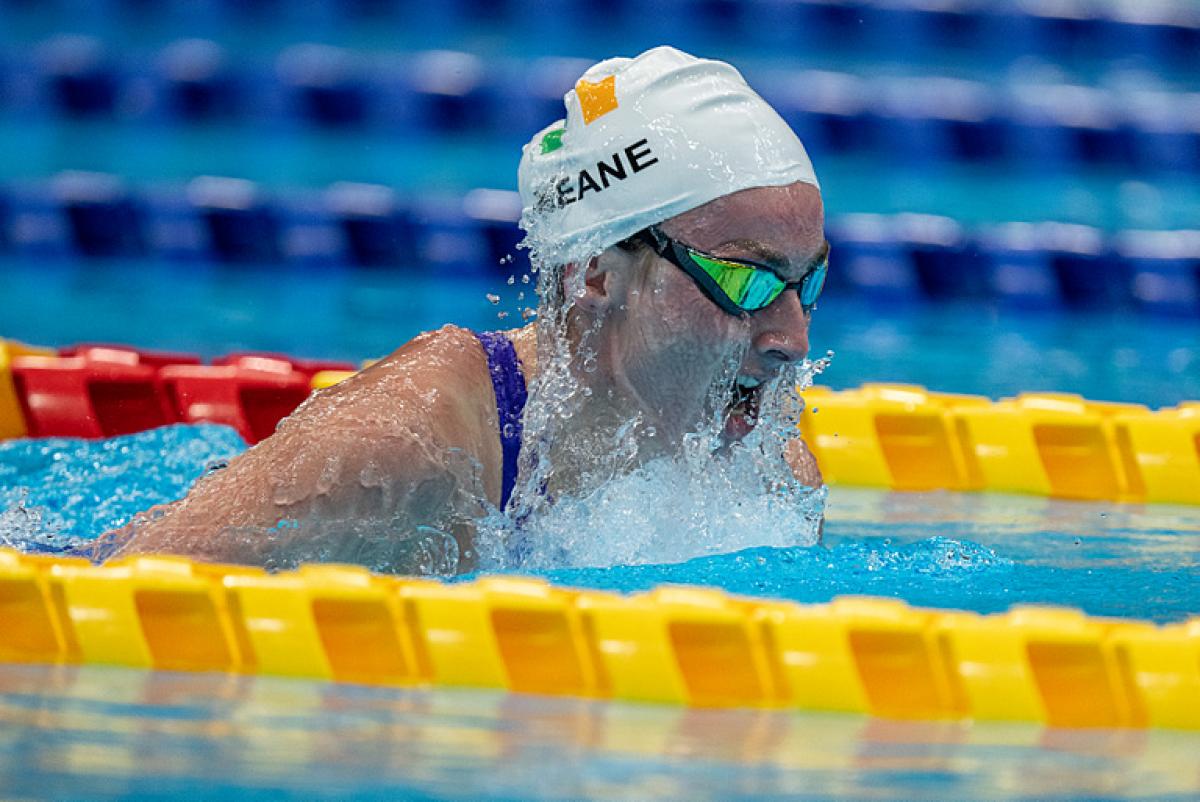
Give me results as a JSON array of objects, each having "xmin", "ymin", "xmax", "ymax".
[{"xmin": 473, "ymin": 331, "xmax": 528, "ymax": 511}]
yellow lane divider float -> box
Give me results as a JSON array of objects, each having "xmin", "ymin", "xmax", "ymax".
[
  {"xmin": 1, "ymin": 549, "xmax": 1197, "ymax": 730},
  {"xmin": 800, "ymin": 384, "xmax": 1200, "ymax": 504}
]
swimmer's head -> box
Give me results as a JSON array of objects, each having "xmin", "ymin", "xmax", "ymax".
[
  {"xmin": 517, "ymin": 47, "xmax": 825, "ymax": 447},
  {"xmin": 517, "ymin": 46, "xmax": 819, "ymax": 265}
]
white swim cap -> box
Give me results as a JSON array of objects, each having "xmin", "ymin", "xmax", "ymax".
[{"xmin": 517, "ymin": 46, "xmax": 819, "ymax": 262}]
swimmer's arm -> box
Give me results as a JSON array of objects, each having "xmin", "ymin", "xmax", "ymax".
[
  {"xmin": 785, "ymin": 436, "xmax": 823, "ymax": 489},
  {"xmin": 105, "ymin": 423, "xmax": 463, "ymax": 567},
  {"xmin": 101, "ymin": 327, "xmax": 496, "ymax": 570}
]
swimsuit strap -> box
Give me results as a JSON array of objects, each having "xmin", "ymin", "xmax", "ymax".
[{"xmin": 473, "ymin": 330, "xmax": 528, "ymax": 511}]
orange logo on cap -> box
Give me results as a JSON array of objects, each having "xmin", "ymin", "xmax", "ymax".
[{"xmin": 576, "ymin": 75, "xmax": 618, "ymax": 124}]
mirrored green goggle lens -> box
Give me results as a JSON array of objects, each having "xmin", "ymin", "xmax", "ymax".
[
  {"xmin": 688, "ymin": 251, "xmax": 826, "ymax": 313},
  {"xmin": 800, "ymin": 262, "xmax": 827, "ymax": 310}
]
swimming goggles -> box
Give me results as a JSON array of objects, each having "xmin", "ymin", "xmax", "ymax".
[{"xmin": 637, "ymin": 226, "xmax": 828, "ymax": 317}]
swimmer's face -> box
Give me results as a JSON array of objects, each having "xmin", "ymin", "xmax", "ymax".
[{"xmin": 589, "ymin": 181, "xmax": 825, "ymax": 442}]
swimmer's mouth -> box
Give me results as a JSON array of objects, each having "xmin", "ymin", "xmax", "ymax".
[{"xmin": 725, "ymin": 375, "xmax": 764, "ymax": 438}]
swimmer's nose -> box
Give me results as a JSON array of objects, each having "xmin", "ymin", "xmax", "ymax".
[{"xmin": 752, "ymin": 289, "xmax": 810, "ymax": 366}]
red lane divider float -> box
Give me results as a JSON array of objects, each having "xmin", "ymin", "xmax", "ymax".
[
  {"xmin": 8, "ymin": 342, "xmax": 356, "ymax": 443},
  {"xmin": 12, "ymin": 350, "xmax": 177, "ymax": 438},
  {"xmin": 164, "ymin": 357, "xmax": 314, "ymax": 444},
  {"xmin": 212, "ymin": 352, "xmax": 360, "ymax": 377},
  {"xmin": 58, "ymin": 344, "xmax": 202, "ymax": 369}
]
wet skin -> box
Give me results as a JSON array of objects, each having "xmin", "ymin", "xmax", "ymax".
[
  {"xmin": 575, "ymin": 180, "xmax": 826, "ymax": 464},
  {"xmin": 104, "ymin": 182, "xmax": 825, "ymax": 572}
]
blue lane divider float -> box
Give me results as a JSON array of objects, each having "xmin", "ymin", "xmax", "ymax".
[
  {"xmin": 1, "ymin": 35, "xmax": 1199, "ymax": 174},
  {"xmin": 0, "ymin": 173, "xmax": 1198, "ymax": 315},
  {"xmin": 2, "ymin": 0, "xmax": 1198, "ymax": 76}
]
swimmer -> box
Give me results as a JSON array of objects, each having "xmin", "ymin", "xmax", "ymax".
[{"xmin": 101, "ymin": 47, "xmax": 828, "ymax": 573}]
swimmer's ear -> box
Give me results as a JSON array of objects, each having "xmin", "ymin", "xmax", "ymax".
[{"xmin": 571, "ymin": 255, "xmax": 614, "ymax": 315}]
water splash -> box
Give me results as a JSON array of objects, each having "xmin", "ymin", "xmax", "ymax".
[
  {"xmin": 0, "ymin": 491, "xmax": 80, "ymax": 554},
  {"xmin": 478, "ymin": 452, "xmax": 827, "ymax": 571},
  {"xmin": 478, "ymin": 197, "xmax": 834, "ymax": 570}
]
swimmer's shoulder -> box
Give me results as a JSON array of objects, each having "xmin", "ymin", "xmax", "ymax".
[
  {"xmin": 374, "ymin": 324, "xmax": 491, "ymax": 396},
  {"xmin": 383, "ymin": 323, "xmax": 483, "ymax": 364},
  {"xmin": 371, "ymin": 323, "xmax": 535, "ymax": 397},
  {"xmin": 323, "ymin": 325, "xmax": 485, "ymax": 394},
  {"xmin": 315, "ymin": 325, "xmax": 498, "ymax": 446},
  {"xmin": 298, "ymin": 324, "xmax": 525, "ymax": 452},
  {"xmin": 321, "ymin": 326, "xmax": 489, "ymax": 420}
]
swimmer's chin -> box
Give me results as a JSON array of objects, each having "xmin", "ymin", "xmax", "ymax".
[{"xmin": 720, "ymin": 379, "xmax": 763, "ymax": 442}]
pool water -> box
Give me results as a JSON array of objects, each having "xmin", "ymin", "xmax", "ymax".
[
  {"xmin": 3, "ymin": 238, "xmax": 1199, "ymax": 799},
  {"xmin": 3, "ymin": 423, "xmax": 1198, "ymax": 626},
  {"xmin": 2, "ymin": 662, "xmax": 1199, "ymax": 801}
]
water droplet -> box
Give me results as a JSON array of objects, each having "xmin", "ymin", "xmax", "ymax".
[
  {"xmin": 204, "ymin": 459, "xmax": 228, "ymax": 474},
  {"xmin": 507, "ymin": 275, "xmax": 516, "ymax": 285},
  {"xmin": 272, "ymin": 484, "xmax": 299, "ymax": 506},
  {"xmin": 486, "ymin": 293, "xmax": 500, "ymax": 305},
  {"xmin": 521, "ymin": 274, "xmax": 530, "ymax": 284},
  {"xmin": 359, "ymin": 461, "xmax": 384, "ymax": 488}
]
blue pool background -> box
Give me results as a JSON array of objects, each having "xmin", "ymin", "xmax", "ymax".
[{"xmin": 5, "ymin": 259, "xmax": 1200, "ymax": 406}]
